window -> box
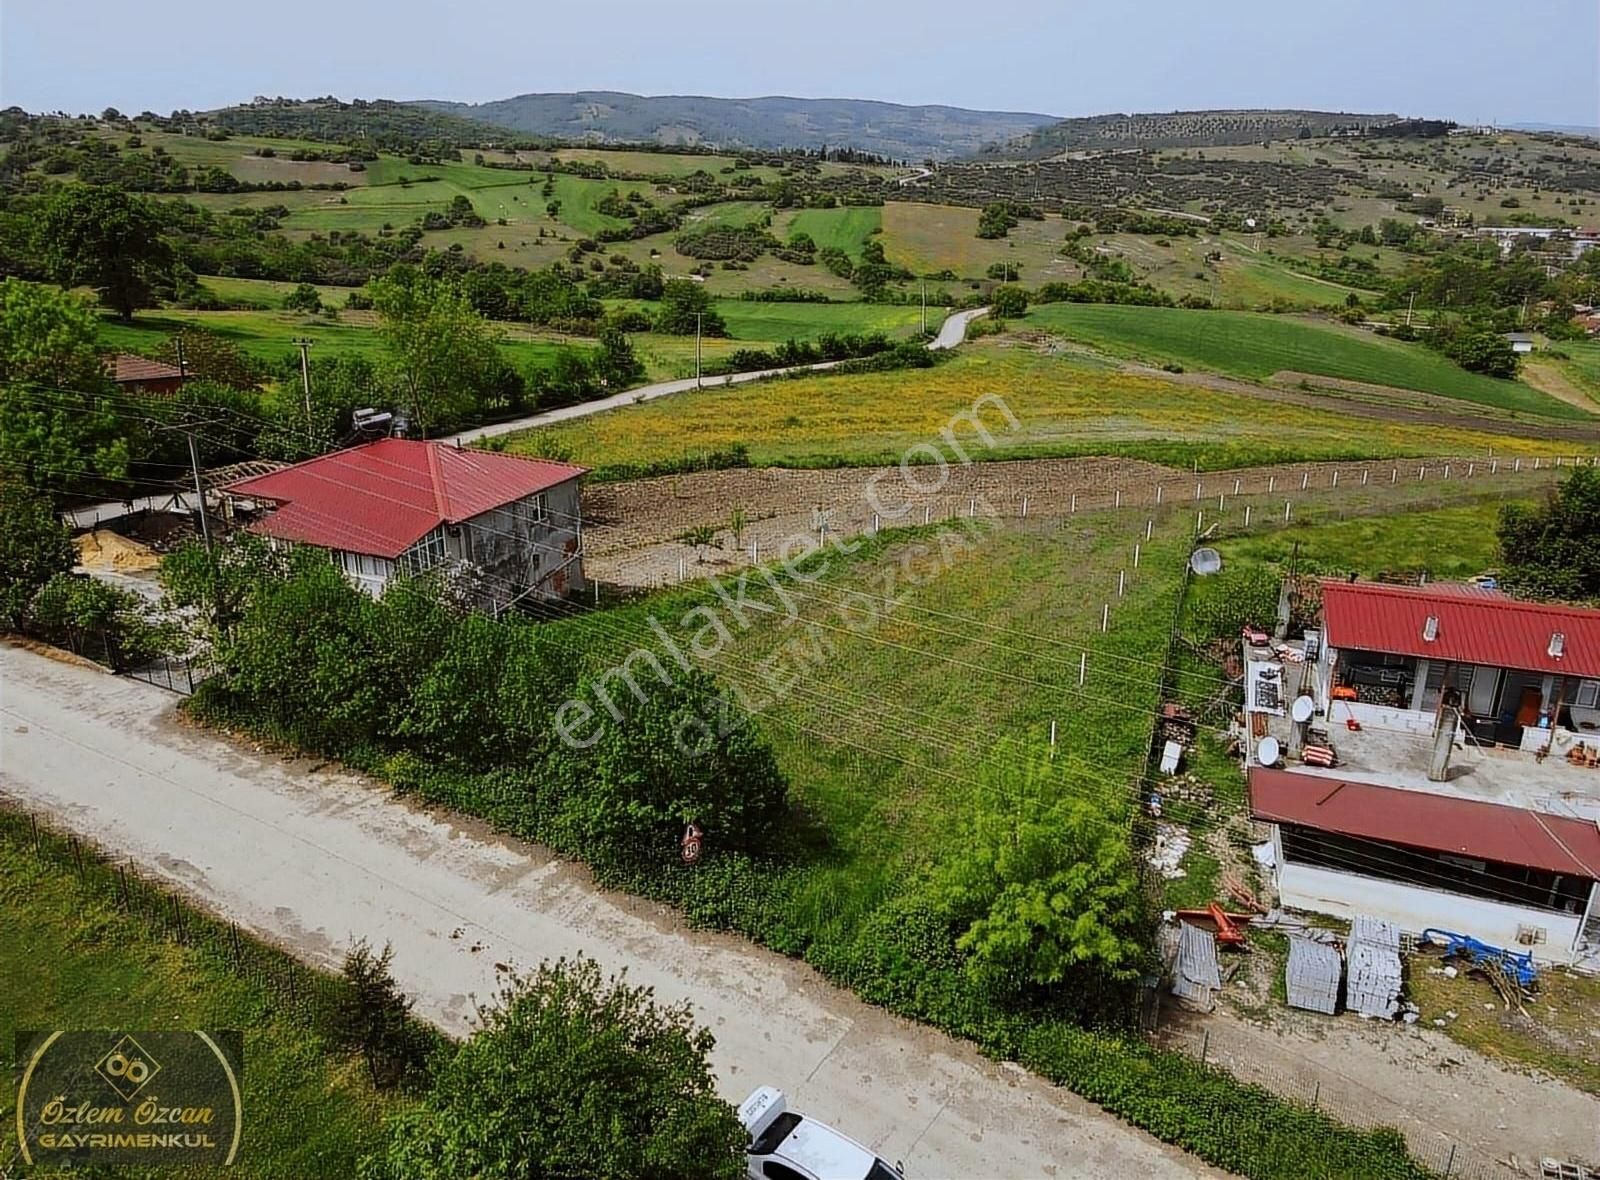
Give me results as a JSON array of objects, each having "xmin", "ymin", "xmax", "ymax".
[
  {"xmin": 750, "ymin": 1113, "xmax": 802, "ymax": 1158},
  {"xmin": 519, "ymin": 495, "xmax": 547, "ymax": 528},
  {"xmin": 867, "ymin": 1164, "xmax": 903, "ymax": 1180},
  {"xmin": 1577, "ymin": 680, "xmax": 1600, "ymax": 709},
  {"xmin": 398, "ymin": 529, "xmax": 446, "ymax": 576},
  {"xmin": 762, "ymin": 1163, "xmax": 810, "ymax": 1180}
]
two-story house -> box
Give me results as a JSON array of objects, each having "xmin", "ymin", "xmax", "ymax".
[{"xmin": 224, "ymin": 438, "xmax": 587, "ymax": 613}]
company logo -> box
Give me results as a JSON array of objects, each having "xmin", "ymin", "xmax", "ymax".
[
  {"xmin": 95, "ymin": 1034, "xmax": 162, "ymax": 1100},
  {"xmin": 16, "ymin": 1030, "xmax": 243, "ymax": 1168}
]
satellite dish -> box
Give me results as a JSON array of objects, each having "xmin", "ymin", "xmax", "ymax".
[
  {"xmin": 1189, "ymin": 547, "xmax": 1223, "ymax": 576},
  {"xmin": 1257, "ymin": 736, "xmax": 1281, "ymax": 767},
  {"xmin": 1291, "ymin": 695, "xmax": 1315, "ymax": 723}
]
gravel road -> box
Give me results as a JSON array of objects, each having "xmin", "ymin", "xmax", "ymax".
[{"xmin": 0, "ymin": 643, "xmax": 1216, "ymax": 1180}]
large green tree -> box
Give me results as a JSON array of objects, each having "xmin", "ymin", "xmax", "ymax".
[
  {"xmin": 556, "ymin": 668, "xmax": 790, "ymax": 868},
  {"xmin": 369, "ymin": 267, "xmax": 506, "ymax": 437},
  {"xmin": 938, "ymin": 753, "xmax": 1149, "ymax": 997},
  {"xmin": 0, "ymin": 481, "xmax": 75, "ymax": 629},
  {"xmin": 360, "ymin": 956, "xmax": 745, "ymax": 1180},
  {"xmin": 1499, "ymin": 467, "xmax": 1600, "ymax": 601},
  {"xmin": 654, "ymin": 279, "xmax": 726, "ymax": 337},
  {"xmin": 36, "ymin": 184, "xmax": 171, "ymax": 321},
  {"xmin": 0, "ymin": 278, "xmax": 131, "ymax": 490}
]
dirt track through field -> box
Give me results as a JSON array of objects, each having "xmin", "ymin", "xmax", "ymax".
[
  {"xmin": 583, "ymin": 454, "xmax": 1570, "ymax": 586},
  {"xmin": 1522, "ymin": 361, "xmax": 1600, "ymax": 415}
]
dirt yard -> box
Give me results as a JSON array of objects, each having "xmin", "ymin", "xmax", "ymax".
[
  {"xmin": 1160, "ymin": 936, "xmax": 1600, "ymax": 1178},
  {"xmin": 582, "ymin": 454, "xmax": 1566, "ymax": 587}
]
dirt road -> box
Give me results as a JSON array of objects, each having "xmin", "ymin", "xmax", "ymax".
[
  {"xmin": 0, "ymin": 644, "xmax": 1219, "ymax": 1180},
  {"xmin": 1165, "ymin": 1006, "xmax": 1599, "ymax": 1175}
]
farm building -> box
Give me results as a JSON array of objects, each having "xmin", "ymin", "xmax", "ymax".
[
  {"xmin": 1245, "ymin": 579, "xmax": 1600, "ymax": 967},
  {"xmin": 1503, "ymin": 332, "xmax": 1535, "ymax": 354},
  {"xmin": 105, "ymin": 353, "xmax": 187, "ymax": 396},
  {"xmin": 224, "ymin": 438, "xmax": 587, "ymax": 613}
]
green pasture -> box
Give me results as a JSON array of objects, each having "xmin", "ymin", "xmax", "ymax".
[{"xmin": 1022, "ymin": 304, "xmax": 1587, "ymax": 419}]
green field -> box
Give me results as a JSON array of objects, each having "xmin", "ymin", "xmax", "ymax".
[
  {"xmin": 0, "ymin": 819, "xmax": 405, "ymax": 1179},
  {"xmin": 1022, "ymin": 304, "xmax": 1587, "ymax": 419},
  {"xmin": 554, "ymin": 512, "xmax": 1187, "ymax": 933},
  {"xmin": 715, "ymin": 299, "xmax": 937, "ymax": 341},
  {"xmin": 780, "ymin": 206, "xmax": 883, "ymax": 256},
  {"xmin": 1215, "ymin": 499, "xmax": 1513, "ymax": 581},
  {"xmin": 681, "ymin": 200, "xmax": 771, "ymax": 229},
  {"xmin": 96, "ymin": 308, "xmax": 567, "ymax": 374},
  {"xmin": 508, "ymin": 344, "xmax": 1569, "ymax": 473},
  {"xmin": 97, "ymin": 288, "xmax": 936, "ymax": 387}
]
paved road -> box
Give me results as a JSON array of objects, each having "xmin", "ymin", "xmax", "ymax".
[
  {"xmin": 0, "ymin": 644, "xmax": 1215, "ymax": 1180},
  {"xmin": 446, "ymin": 308, "xmax": 988, "ymax": 445}
]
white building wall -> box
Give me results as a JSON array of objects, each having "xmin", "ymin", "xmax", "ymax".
[{"xmin": 1277, "ymin": 859, "xmax": 1583, "ymax": 965}]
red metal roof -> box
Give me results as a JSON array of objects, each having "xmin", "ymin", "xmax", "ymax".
[
  {"xmin": 224, "ymin": 438, "xmax": 586, "ymax": 559},
  {"xmin": 1249, "ymin": 766, "xmax": 1600, "ymax": 879},
  {"xmin": 1321, "ymin": 579, "xmax": 1600, "ymax": 679},
  {"xmin": 106, "ymin": 353, "xmax": 186, "ymax": 385}
]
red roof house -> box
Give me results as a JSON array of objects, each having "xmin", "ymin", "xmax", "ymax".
[
  {"xmin": 1320, "ymin": 579, "xmax": 1600, "ymax": 680},
  {"xmin": 225, "ymin": 438, "xmax": 585, "ymax": 559},
  {"xmin": 105, "ymin": 353, "xmax": 187, "ymax": 395},
  {"xmin": 1249, "ymin": 767, "xmax": 1600, "ymax": 880},
  {"xmin": 224, "ymin": 439, "xmax": 589, "ymax": 608}
]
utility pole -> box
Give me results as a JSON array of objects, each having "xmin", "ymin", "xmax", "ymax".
[
  {"xmin": 1405, "ymin": 291, "xmax": 1416, "ymax": 327},
  {"xmin": 694, "ymin": 313, "xmax": 702, "ymax": 389},
  {"xmin": 920, "ymin": 279, "xmax": 927, "ymax": 337},
  {"xmin": 292, "ymin": 338, "xmax": 314, "ymax": 443},
  {"xmin": 174, "ymin": 334, "xmax": 187, "ymax": 380},
  {"xmin": 186, "ymin": 430, "xmax": 212, "ymax": 554}
]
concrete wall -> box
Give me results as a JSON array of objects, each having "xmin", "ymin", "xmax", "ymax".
[{"xmin": 1276, "ymin": 858, "xmax": 1584, "ymax": 964}]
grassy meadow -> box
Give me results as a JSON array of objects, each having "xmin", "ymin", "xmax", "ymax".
[
  {"xmin": 1213, "ymin": 499, "xmax": 1513, "ymax": 581},
  {"xmin": 99, "ymin": 283, "xmax": 942, "ymax": 385},
  {"xmin": 506, "ymin": 344, "xmax": 1572, "ymax": 472},
  {"xmin": 552, "ymin": 511, "xmax": 1188, "ymax": 931},
  {"xmin": 779, "ymin": 205, "xmax": 884, "ymax": 256},
  {"xmin": 1022, "ymin": 304, "xmax": 1587, "ymax": 419},
  {"xmin": 0, "ymin": 820, "xmax": 406, "ymax": 1179}
]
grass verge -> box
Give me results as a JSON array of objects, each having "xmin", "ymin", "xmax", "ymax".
[{"xmin": 0, "ymin": 809, "xmax": 414, "ymax": 1179}]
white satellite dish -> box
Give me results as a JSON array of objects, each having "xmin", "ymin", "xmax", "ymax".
[
  {"xmin": 1257, "ymin": 736, "xmax": 1281, "ymax": 766},
  {"xmin": 1291, "ymin": 695, "xmax": 1315, "ymax": 723},
  {"xmin": 1189, "ymin": 547, "xmax": 1223, "ymax": 576}
]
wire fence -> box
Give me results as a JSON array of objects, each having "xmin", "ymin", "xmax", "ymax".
[
  {"xmin": 1156, "ymin": 1022, "xmax": 1518, "ymax": 1179},
  {"xmin": 124, "ymin": 649, "xmax": 218, "ymax": 695}
]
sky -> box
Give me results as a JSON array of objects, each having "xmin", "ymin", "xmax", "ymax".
[{"xmin": 2, "ymin": 0, "xmax": 1596, "ymax": 128}]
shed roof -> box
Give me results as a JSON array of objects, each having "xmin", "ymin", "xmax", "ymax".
[
  {"xmin": 1249, "ymin": 766, "xmax": 1600, "ymax": 880},
  {"xmin": 225, "ymin": 438, "xmax": 586, "ymax": 559},
  {"xmin": 106, "ymin": 353, "xmax": 186, "ymax": 385},
  {"xmin": 1321, "ymin": 579, "xmax": 1600, "ymax": 679}
]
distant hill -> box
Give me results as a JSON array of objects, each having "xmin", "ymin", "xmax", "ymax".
[
  {"xmin": 414, "ymin": 91, "xmax": 1058, "ymax": 160},
  {"xmin": 983, "ymin": 109, "xmax": 1405, "ymax": 158},
  {"xmin": 212, "ymin": 97, "xmax": 538, "ymax": 149}
]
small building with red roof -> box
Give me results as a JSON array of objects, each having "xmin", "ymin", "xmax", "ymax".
[
  {"xmin": 105, "ymin": 353, "xmax": 188, "ymax": 396},
  {"xmin": 1243, "ymin": 578, "xmax": 1600, "ymax": 966},
  {"xmin": 224, "ymin": 438, "xmax": 587, "ymax": 612}
]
